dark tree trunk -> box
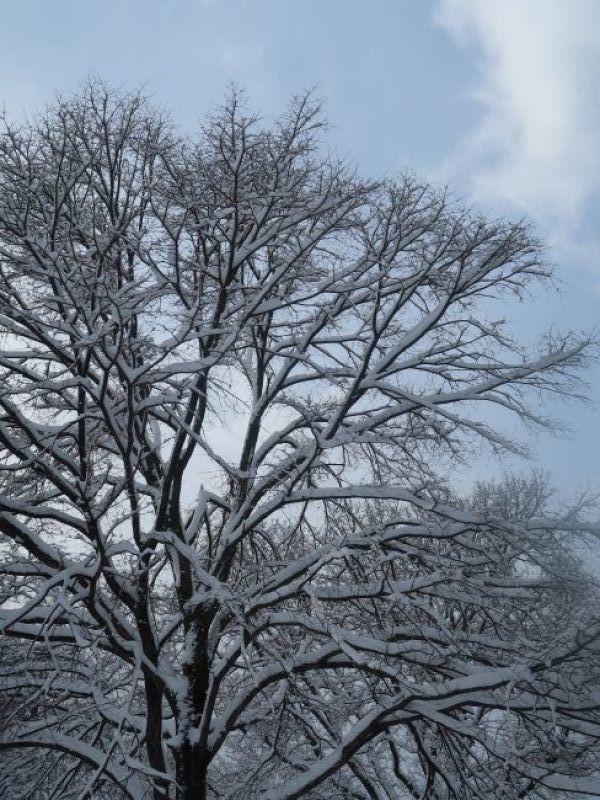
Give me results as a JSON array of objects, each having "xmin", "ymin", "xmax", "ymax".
[
  {"xmin": 174, "ymin": 619, "xmax": 212, "ymax": 800},
  {"xmin": 176, "ymin": 744, "xmax": 208, "ymax": 800}
]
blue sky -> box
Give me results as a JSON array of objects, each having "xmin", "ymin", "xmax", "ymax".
[{"xmin": 1, "ymin": 0, "xmax": 598, "ymax": 492}]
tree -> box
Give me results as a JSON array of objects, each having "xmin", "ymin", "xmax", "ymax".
[{"xmin": 0, "ymin": 82, "xmax": 599, "ymax": 800}]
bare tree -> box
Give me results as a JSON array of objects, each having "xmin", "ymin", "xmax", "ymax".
[{"xmin": 0, "ymin": 82, "xmax": 599, "ymax": 800}]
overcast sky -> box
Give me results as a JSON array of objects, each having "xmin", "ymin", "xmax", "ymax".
[{"xmin": 1, "ymin": 0, "xmax": 598, "ymax": 493}]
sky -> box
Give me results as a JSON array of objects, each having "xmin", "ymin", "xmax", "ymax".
[{"xmin": 0, "ymin": 0, "xmax": 598, "ymax": 494}]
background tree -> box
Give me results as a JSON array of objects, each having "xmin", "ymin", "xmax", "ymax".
[{"xmin": 0, "ymin": 82, "xmax": 599, "ymax": 800}]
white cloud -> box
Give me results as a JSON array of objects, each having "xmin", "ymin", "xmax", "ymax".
[{"xmin": 434, "ymin": 0, "xmax": 600, "ymax": 232}]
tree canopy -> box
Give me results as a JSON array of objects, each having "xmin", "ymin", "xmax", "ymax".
[{"xmin": 0, "ymin": 83, "xmax": 599, "ymax": 800}]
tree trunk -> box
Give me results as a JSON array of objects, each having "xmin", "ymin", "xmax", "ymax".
[{"xmin": 176, "ymin": 744, "xmax": 208, "ymax": 800}]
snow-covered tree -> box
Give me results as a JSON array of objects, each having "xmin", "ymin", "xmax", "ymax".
[{"xmin": 0, "ymin": 82, "xmax": 599, "ymax": 800}]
